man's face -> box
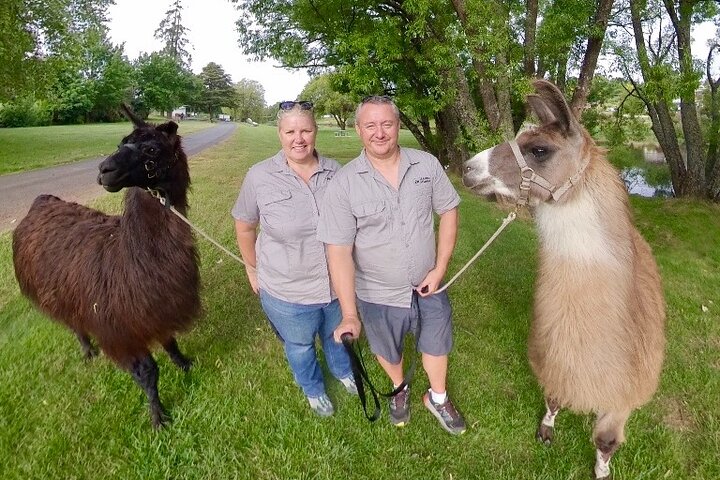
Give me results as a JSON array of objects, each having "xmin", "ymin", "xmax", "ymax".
[{"xmin": 355, "ymin": 103, "xmax": 400, "ymax": 160}]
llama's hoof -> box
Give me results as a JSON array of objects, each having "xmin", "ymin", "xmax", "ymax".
[
  {"xmin": 151, "ymin": 409, "xmax": 171, "ymax": 429},
  {"xmin": 175, "ymin": 356, "xmax": 193, "ymax": 372},
  {"xmin": 83, "ymin": 346, "xmax": 99, "ymax": 360},
  {"xmin": 536, "ymin": 423, "xmax": 554, "ymax": 445}
]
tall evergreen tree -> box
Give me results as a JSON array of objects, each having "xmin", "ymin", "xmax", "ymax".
[
  {"xmin": 154, "ymin": 0, "xmax": 193, "ymax": 70},
  {"xmin": 199, "ymin": 62, "xmax": 236, "ymax": 118}
]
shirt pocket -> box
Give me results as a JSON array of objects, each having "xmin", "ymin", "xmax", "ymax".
[
  {"xmin": 352, "ymin": 200, "xmax": 390, "ymax": 243},
  {"xmin": 258, "ymin": 190, "xmax": 293, "ymax": 237},
  {"xmin": 412, "ymin": 186, "xmax": 434, "ymax": 227}
]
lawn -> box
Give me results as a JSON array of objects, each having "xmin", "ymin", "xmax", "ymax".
[
  {"xmin": 0, "ymin": 124, "xmax": 718, "ymax": 479},
  {"xmin": 0, "ymin": 119, "xmax": 213, "ymax": 175}
]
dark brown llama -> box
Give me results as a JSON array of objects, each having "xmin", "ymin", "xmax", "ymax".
[
  {"xmin": 12, "ymin": 105, "xmax": 201, "ymax": 428},
  {"xmin": 462, "ymin": 80, "xmax": 666, "ymax": 479}
]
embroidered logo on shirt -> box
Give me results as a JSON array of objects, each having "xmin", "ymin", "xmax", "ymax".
[{"xmin": 414, "ymin": 176, "xmax": 431, "ymax": 184}]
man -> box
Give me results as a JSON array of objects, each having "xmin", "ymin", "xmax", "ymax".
[{"xmin": 316, "ymin": 95, "xmax": 465, "ymax": 434}]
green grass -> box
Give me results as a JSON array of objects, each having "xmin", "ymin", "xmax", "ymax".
[
  {"xmin": 0, "ymin": 119, "xmax": 213, "ymax": 175},
  {"xmin": 1, "ymin": 124, "xmax": 719, "ymax": 479}
]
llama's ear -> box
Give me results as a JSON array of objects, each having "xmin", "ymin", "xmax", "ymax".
[
  {"xmin": 156, "ymin": 121, "xmax": 179, "ymax": 137},
  {"xmin": 530, "ymin": 79, "xmax": 578, "ymax": 134},
  {"xmin": 527, "ymin": 94, "xmax": 557, "ymax": 126},
  {"xmin": 120, "ymin": 104, "xmax": 146, "ymax": 128}
]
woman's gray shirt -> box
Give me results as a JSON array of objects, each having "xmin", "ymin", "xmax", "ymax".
[{"xmin": 232, "ymin": 150, "xmax": 340, "ymax": 304}]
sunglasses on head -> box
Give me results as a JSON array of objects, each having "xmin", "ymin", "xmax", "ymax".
[
  {"xmin": 279, "ymin": 100, "xmax": 313, "ymax": 111},
  {"xmin": 361, "ymin": 95, "xmax": 393, "ymax": 104}
]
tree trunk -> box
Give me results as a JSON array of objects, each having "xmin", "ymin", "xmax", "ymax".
[
  {"xmin": 629, "ymin": 0, "xmax": 689, "ymax": 197},
  {"xmin": 670, "ymin": 0, "xmax": 707, "ymax": 196},
  {"xmin": 706, "ymin": 45, "xmax": 720, "ymax": 199},
  {"xmin": 523, "ymin": 0, "xmax": 538, "ymax": 77},
  {"xmin": 451, "ymin": 0, "xmax": 514, "ymax": 138},
  {"xmin": 570, "ymin": 0, "xmax": 615, "ymax": 117}
]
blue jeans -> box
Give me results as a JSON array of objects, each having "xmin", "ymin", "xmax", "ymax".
[{"xmin": 259, "ymin": 290, "xmax": 352, "ymax": 397}]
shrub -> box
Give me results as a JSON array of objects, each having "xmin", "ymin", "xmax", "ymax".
[{"xmin": 0, "ymin": 97, "xmax": 52, "ymax": 127}]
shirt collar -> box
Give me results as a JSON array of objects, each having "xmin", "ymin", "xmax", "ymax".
[
  {"xmin": 356, "ymin": 147, "xmax": 419, "ymax": 175},
  {"xmin": 270, "ymin": 149, "xmax": 331, "ymax": 174}
]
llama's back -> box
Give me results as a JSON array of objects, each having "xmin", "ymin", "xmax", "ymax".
[
  {"xmin": 13, "ymin": 195, "xmax": 120, "ymax": 326},
  {"xmin": 13, "ymin": 193, "xmax": 202, "ymax": 366}
]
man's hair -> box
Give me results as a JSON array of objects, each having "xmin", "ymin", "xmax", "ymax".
[{"xmin": 355, "ymin": 95, "xmax": 400, "ymax": 125}]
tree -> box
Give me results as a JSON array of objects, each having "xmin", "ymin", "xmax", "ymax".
[
  {"xmin": 0, "ymin": 0, "xmax": 114, "ymax": 101},
  {"xmin": 154, "ymin": 0, "xmax": 193, "ymax": 70},
  {"xmin": 233, "ymin": 0, "xmax": 617, "ymax": 170},
  {"xmin": 198, "ymin": 62, "xmax": 236, "ymax": 118},
  {"xmin": 52, "ymin": 28, "xmax": 134, "ymax": 123},
  {"xmin": 610, "ymin": 0, "xmax": 720, "ymax": 200},
  {"xmin": 300, "ymin": 74, "xmax": 354, "ymax": 130},
  {"xmin": 232, "ymin": 78, "xmax": 265, "ymax": 122},
  {"xmin": 134, "ymin": 53, "xmax": 194, "ymax": 117}
]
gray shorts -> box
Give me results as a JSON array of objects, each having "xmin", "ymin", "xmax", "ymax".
[{"xmin": 356, "ymin": 291, "xmax": 453, "ymax": 364}]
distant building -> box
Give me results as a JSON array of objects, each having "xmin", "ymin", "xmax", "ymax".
[{"xmin": 172, "ymin": 106, "xmax": 188, "ymax": 117}]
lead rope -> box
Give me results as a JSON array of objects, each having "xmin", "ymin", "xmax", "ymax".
[
  {"xmin": 436, "ymin": 209, "xmax": 517, "ymax": 293},
  {"xmin": 147, "ymin": 189, "xmax": 255, "ymax": 272}
]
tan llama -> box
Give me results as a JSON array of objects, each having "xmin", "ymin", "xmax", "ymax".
[{"xmin": 462, "ymin": 79, "xmax": 666, "ymax": 479}]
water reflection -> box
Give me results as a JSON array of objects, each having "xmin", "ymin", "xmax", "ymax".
[{"xmin": 621, "ymin": 167, "xmax": 674, "ymax": 198}]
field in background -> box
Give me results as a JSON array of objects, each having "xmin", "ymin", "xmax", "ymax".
[
  {"xmin": 0, "ymin": 124, "xmax": 718, "ymax": 479},
  {"xmin": 0, "ymin": 119, "xmax": 213, "ymax": 175}
]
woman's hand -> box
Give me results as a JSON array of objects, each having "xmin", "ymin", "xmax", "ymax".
[{"xmin": 245, "ymin": 264, "xmax": 259, "ymax": 295}]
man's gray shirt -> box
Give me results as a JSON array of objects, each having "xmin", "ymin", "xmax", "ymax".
[
  {"xmin": 232, "ymin": 150, "xmax": 339, "ymax": 304},
  {"xmin": 317, "ymin": 147, "xmax": 460, "ymax": 307}
]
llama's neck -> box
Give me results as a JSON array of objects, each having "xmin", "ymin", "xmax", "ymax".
[
  {"xmin": 534, "ymin": 165, "xmax": 633, "ymax": 268},
  {"xmin": 122, "ymin": 188, "xmax": 191, "ymax": 242}
]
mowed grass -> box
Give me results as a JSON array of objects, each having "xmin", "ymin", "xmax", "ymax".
[
  {"xmin": 0, "ymin": 119, "xmax": 213, "ymax": 175},
  {"xmin": 1, "ymin": 124, "xmax": 719, "ymax": 479}
]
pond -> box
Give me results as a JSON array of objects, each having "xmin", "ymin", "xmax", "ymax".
[{"xmin": 621, "ymin": 167, "xmax": 674, "ymax": 198}]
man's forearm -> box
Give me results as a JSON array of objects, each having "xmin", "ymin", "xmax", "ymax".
[
  {"xmin": 326, "ymin": 244, "xmax": 358, "ymax": 319},
  {"xmin": 435, "ymin": 207, "xmax": 459, "ymax": 276}
]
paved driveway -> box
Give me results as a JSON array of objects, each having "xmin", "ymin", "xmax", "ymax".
[{"xmin": 0, "ymin": 122, "xmax": 237, "ymax": 233}]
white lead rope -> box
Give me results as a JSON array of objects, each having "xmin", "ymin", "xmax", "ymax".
[
  {"xmin": 435, "ymin": 209, "xmax": 517, "ymax": 294},
  {"xmin": 168, "ymin": 205, "xmax": 255, "ymax": 271}
]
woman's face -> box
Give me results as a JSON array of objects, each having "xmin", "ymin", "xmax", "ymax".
[{"xmin": 278, "ymin": 112, "xmax": 317, "ymax": 164}]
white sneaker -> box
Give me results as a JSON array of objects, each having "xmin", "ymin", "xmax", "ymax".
[
  {"xmin": 307, "ymin": 393, "xmax": 335, "ymax": 417},
  {"xmin": 340, "ymin": 376, "xmax": 358, "ymax": 395}
]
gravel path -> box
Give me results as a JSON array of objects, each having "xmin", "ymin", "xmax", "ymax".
[{"xmin": 0, "ymin": 122, "xmax": 237, "ymax": 233}]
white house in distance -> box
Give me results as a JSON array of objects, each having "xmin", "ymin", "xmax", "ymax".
[{"xmin": 172, "ymin": 105, "xmax": 188, "ymax": 119}]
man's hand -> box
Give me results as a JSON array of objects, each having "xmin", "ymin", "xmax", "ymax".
[
  {"xmin": 416, "ymin": 268, "xmax": 445, "ymax": 297},
  {"xmin": 333, "ymin": 315, "xmax": 362, "ymax": 343}
]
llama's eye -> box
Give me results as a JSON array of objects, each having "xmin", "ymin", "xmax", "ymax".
[
  {"xmin": 144, "ymin": 146, "xmax": 157, "ymax": 155},
  {"xmin": 531, "ymin": 147, "xmax": 549, "ymax": 160}
]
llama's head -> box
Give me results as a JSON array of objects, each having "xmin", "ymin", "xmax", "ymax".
[
  {"xmin": 462, "ymin": 80, "xmax": 591, "ymax": 207},
  {"xmin": 98, "ymin": 105, "xmax": 184, "ymax": 193}
]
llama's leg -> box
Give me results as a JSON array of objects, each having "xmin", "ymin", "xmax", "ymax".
[
  {"xmin": 74, "ymin": 331, "xmax": 98, "ymax": 360},
  {"xmin": 537, "ymin": 397, "xmax": 561, "ymax": 445},
  {"xmin": 163, "ymin": 337, "xmax": 193, "ymax": 372},
  {"xmin": 592, "ymin": 409, "xmax": 632, "ymax": 480},
  {"xmin": 129, "ymin": 354, "xmax": 170, "ymax": 428}
]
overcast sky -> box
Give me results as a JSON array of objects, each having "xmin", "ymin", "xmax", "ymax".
[
  {"xmin": 107, "ymin": 0, "xmax": 311, "ymax": 106},
  {"xmin": 107, "ymin": 1, "xmax": 718, "ymax": 106}
]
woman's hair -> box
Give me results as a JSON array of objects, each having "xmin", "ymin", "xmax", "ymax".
[{"xmin": 277, "ymin": 103, "xmax": 318, "ymax": 130}]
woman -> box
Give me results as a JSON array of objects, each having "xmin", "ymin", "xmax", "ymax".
[{"xmin": 232, "ymin": 101, "xmax": 356, "ymax": 417}]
